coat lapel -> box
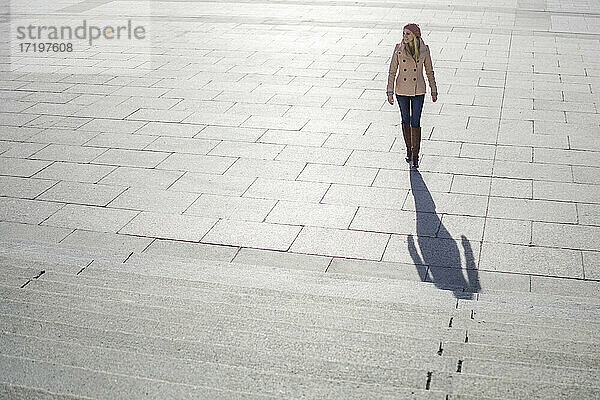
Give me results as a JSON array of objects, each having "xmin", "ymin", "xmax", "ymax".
[{"xmin": 399, "ymin": 42, "xmax": 416, "ymax": 63}]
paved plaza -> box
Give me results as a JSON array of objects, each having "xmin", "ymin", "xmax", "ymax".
[{"xmin": 0, "ymin": 0, "xmax": 599, "ymax": 398}]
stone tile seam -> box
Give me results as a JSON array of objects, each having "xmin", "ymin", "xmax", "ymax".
[
  {"xmin": 4, "ymin": 290, "xmax": 472, "ymax": 329},
  {"xmin": 0, "ymin": 353, "xmax": 280, "ymax": 398},
  {"xmin": 5, "ymin": 212, "xmax": 600, "ymax": 251},
  {"xmin": 18, "ymin": 269, "xmax": 45, "ymax": 289},
  {"xmin": 20, "ymin": 240, "xmax": 600, "ymax": 283},
  {"xmin": 8, "ymin": 298, "xmax": 596, "ymax": 354},
  {"xmin": 0, "ymin": 338, "xmax": 478, "ymax": 400},
  {"xmin": 7, "ymin": 148, "xmax": 600, "ymax": 173},
  {"xmin": 0, "ymin": 304, "xmax": 476, "ymax": 350}
]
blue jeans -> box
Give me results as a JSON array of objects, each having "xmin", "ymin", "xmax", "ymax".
[{"xmin": 396, "ymin": 94, "xmax": 425, "ymax": 128}]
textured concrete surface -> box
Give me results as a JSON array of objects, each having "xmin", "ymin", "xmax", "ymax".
[{"xmin": 1, "ymin": 0, "xmax": 600, "ymax": 398}]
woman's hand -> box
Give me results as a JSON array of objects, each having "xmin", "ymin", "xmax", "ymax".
[
  {"xmin": 387, "ymin": 94, "xmax": 394, "ymax": 105},
  {"xmin": 431, "ymin": 93, "xmax": 438, "ymax": 102}
]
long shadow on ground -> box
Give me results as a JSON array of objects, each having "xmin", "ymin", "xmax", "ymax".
[{"xmin": 407, "ymin": 170, "xmax": 481, "ymax": 299}]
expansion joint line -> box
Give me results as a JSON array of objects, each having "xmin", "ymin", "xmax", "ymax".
[
  {"xmin": 123, "ymin": 251, "xmax": 134, "ymax": 263},
  {"xmin": 425, "ymin": 371, "xmax": 433, "ymax": 390},
  {"xmin": 20, "ymin": 270, "xmax": 46, "ymax": 288},
  {"xmin": 477, "ymin": 29, "xmax": 514, "ymax": 269},
  {"xmin": 76, "ymin": 259, "xmax": 95, "ymax": 275}
]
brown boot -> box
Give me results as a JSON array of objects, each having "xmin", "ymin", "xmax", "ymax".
[
  {"xmin": 411, "ymin": 126, "xmax": 421, "ymax": 168},
  {"xmin": 401, "ymin": 123, "xmax": 411, "ymax": 162}
]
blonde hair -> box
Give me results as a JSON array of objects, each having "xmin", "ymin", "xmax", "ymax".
[{"xmin": 406, "ymin": 36, "xmax": 420, "ymax": 62}]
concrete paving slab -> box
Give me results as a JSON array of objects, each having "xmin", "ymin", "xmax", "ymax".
[
  {"xmin": 202, "ymin": 219, "xmax": 301, "ymax": 251},
  {"xmin": 350, "ymin": 207, "xmax": 440, "ymax": 237},
  {"xmin": 582, "ymin": 251, "xmax": 600, "ymax": 280},
  {"xmin": 29, "ymin": 129, "xmax": 98, "ymax": 145},
  {"xmin": 301, "ymin": 119, "xmax": 369, "ymax": 135},
  {"xmin": 0, "ymin": 354, "xmax": 247, "ymax": 400},
  {"xmin": 573, "ymin": 165, "xmax": 600, "ymax": 185},
  {"xmin": 0, "ymin": 142, "xmax": 47, "ymax": 158},
  {"xmin": 244, "ymin": 178, "xmax": 329, "ymax": 203},
  {"xmin": 107, "ymin": 187, "xmax": 199, "ymax": 213},
  {"xmin": 397, "ymin": 140, "xmax": 462, "ymax": 159},
  {"xmin": 31, "ymin": 161, "xmax": 115, "ymax": 184},
  {"xmin": 91, "ymin": 148, "xmax": 170, "ymax": 169},
  {"xmin": 433, "ymin": 268, "xmax": 529, "ymax": 293},
  {"xmin": 0, "ymin": 221, "xmax": 71, "ymax": 244},
  {"xmin": 0, "ymin": 334, "xmax": 442, "ymax": 398},
  {"xmin": 480, "ymin": 242, "xmax": 583, "ymax": 277},
  {"xmin": 492, "ymin": 160, "xmax": 573, "ymax": 182},
  {"xmin": 0, "ymin": 197, "xmax": 64, "ymax": 224},
  {"xmin": 328, "ymin": 258, "xmax": 427, "ymax": 282},
  {"xmin": 2, "ymin": 0, "xmax": 600, "ymax": 396},
  {"xmin": 224, "ymin": 158, "xmax": 305, "ymax": 179},
  {"xmin": 323, "ymin": 183, "xmax": 409, "ymax": 210},
  {"xmin": 60, "ymin": 230, "xmax": 153, "ymax": 253},
  {"xmin": 403, "ymin": 191, "xmax": 489, "ymax": 217},
  {"xmin": 577, "ymin": 203, "xmax": 600, "ymax": 226},
  {"xmin": 144, "ymin": 136, "xmax": 218, "ymax": 155},
  {"xmin": 438, "ymin": 215, "xmax": 485, "ymax": 242},
  {"xmin": 420, "ymin": 155, "xmax": 495, "ymax": 176},
  {"xmin": 36, "ymin": 181, "xmax": 127, "ymax": 207},
  {"xmin": 97, "ymin": 166, "xmax": 184, "ymax": 190},
  {"xmin": 208, "ymin": 141, "xmax": 284, "ymax": 160},
  {"xmin": 489, "ymin": 177, "xmax": 532, "ymax": 199},
  {"xmin": 487, "ymin": 197, "xmax": 577, "ymax": 223},
  {"xmin": 275, "ymin": 145, "xmax": 351, "ymax": 165},
  {"xmin": 266, "ymin": 200, "xmax": 356, "ymax": 229},
  {"xmin": 233, "ymin": 248, "xmax": 331, "ymax": 273},
  {"xmin": 345, "ymin": 149, "xmax": 405, "ymax": 169},
  {"xmin": 323, "ymin": 134, "xmax": 394, "ymax": 152},
  {"xmin": 169, "ymin": 172, "xmax": 255, "ymax": 196},
  {"xmin": 450, "ymin": 175, "xmax": 491, "ymax": 196},
  {"xmin": 533, "ymin": 148, "xmax": 600, "ymax": 167},
  {"xmin": 373, "ymin": 170, "xmax": 453, "ymax": 192},
  {"xmin": 0, "ymin": 157, "xmax": 52, "ymax": 177},
  {"xmin": 0, "ymin": 176, "xmax": 56, "ymax": 198},
  {"xmin": 0, "ymin": 112, "xmax": 38, "ymax": 126},
  {"xmin": 134, "ymin": 122, "xmax": 205, "ymax": 138},
  {"xmin": 142, "ymin": 239, "xmax": 238, "ymax": 262},
  {"xmin": 194, "ymin": 126, "xmax": 266, "ymax": 142},
  {"xmin": 41, "ymin": 204, "xmax": 139, "ymax": 233},
  {"xmin": 284, "ymin": 106, "xmax": 348, "ymax": 121},
  {"xmin": 495, "ymin": 145, "xmax": 532, "ymax": 163},
  {"xmin": 290, "ymin": 226, "xmax": 389, "ymax": 260},
  {"xmin": 297, "ymin": 164, "xmax": 378, "ymax": 185},
  {"xmin": 119, "ymin": 211, "xmax": 217, "ymax": 242},
  {"xmin": 156, "ymin": 151, "xmax": 236, "ymax": 172},
  {"xmin": 532, "ymin": 222, "xmax": 600, "ymax": 251},
  {"xmin": 533, "ymin": 181, "xmax": 600, "ymax": 204},
  {"xmin": 483, "ymin": 218, "xmax": 532, "ymax": 246},
  {"xmin": 531, "ymin": 275, "xmax": 600, "ymax": 298},
  {"xmin": 258, "ymin": 129, "xmax": 329, "ymax": 147},
  {"xmin": 240, "ymin": 115, "xmax": 308, "ymax": 131},
  {"xmin": 83, "ymin": 132, "xmax": 158, "ymax": 150},
  {"xmin": 172, "ymin": 99, "xmax": 234, "ymax": 114},
  {"xmin": 183, "ymin": 110, "xmax": 251, "ymax": 127}
]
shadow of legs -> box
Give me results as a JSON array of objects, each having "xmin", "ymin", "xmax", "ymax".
[
  {"xmin": 409, "ymin": 171, "xmax": 481, "ymax": 299},
  {"xmin": 462, "ymin": 234, "xmax": 481, "ymax": 293}
]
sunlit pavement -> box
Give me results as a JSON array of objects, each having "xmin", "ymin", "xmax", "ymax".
[{"xmin": 1, "ymin": 0, "xmax": 599, "ymax": 398}]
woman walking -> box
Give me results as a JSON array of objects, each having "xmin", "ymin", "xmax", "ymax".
[{"xmin": 387, "ymin": 23, "xmax": 437, "ymax": 168}]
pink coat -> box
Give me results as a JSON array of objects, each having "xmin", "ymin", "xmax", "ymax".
[{"xmin": 387, "ymin": 39, "xmax": 437, "ymax": 96}]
